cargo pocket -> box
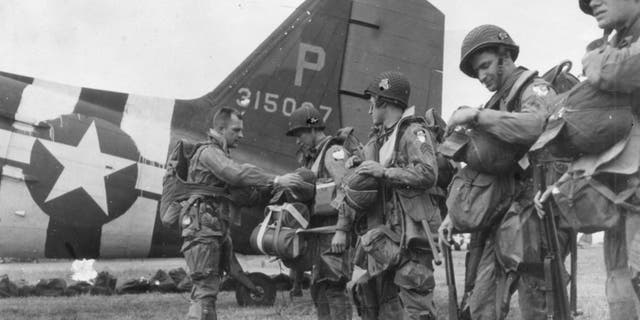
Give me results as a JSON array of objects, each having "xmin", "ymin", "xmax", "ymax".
[
  {"xmin": 360, "ymin": 226, "xmax": 401, "ymax": 276},
  {"xmin": 184, "ymin": 241, "xmax": 221, "ymax": 280}
]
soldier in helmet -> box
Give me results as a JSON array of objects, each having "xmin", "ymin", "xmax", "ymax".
[
  {"xmin": 286, "ymin": 104, "xmax": 356, "ymax": 320},
  {"xmin": 338, "ymin": 71, "xmax": 441, "ymax": 320},
  {"xmin": 536, "ymin": 1, "xmax": 640, "ymax": 319},
  {"xmin": 438, "ymin": 25, "xmax": 569, "ymax": 319}
]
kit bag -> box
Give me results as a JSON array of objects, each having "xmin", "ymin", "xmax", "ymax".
[{"xmin": 249, "ymin": 203, "xmax": 310, "ymax": 260}]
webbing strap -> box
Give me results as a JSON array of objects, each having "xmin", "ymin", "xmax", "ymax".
[
  {"xmin": 379, "ymin": 106, "xmax": 415, "ymax": 167},
  {"xmin": 587, "ymin": 178, "xmax": 640, "ymax": 211},
  {"xmin": 255, "ymin": 210, "xmax": 272, "ymax": 255},
  {"xmin": 280, "ymin": 203, "xmax": 309, "ymax": 229},
  {"xmin": 504, "ymin": 70, "xmax": 537, "ymax": 111}
]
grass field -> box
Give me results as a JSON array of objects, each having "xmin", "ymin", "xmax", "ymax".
[{"xmin": 0, "ymin": 246, "xmax": 610, "ymax": 320}]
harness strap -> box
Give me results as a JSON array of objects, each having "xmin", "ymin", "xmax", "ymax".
[
  {"xmin": 255, "ymin": 210, "xmax": 272, "ymax": 255},
  {"xmin": 504, "ymin": 70, "xmax": 537, "ymax": 111}
]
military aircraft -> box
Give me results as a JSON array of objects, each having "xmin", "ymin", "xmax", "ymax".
[{"xmin": 0, "ymin": 0, "xmax": 444, "ymax": 260}]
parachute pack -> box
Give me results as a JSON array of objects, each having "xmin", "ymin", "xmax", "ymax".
[
  {"xmin": 532, "ymin": 59, "xmax": 633, "ymax": 158},
  {"xmin": 160, "ymin": 139, "xmax": 226, "ymax": 227}
]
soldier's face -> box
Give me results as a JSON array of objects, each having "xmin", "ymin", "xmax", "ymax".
[
  {"xmin": 295, "ymin": 129, "xmax": 315, "ymax": 150},
  {"xmin": 223, "ymin": 114, "xmax": 244, "ymax": 148},
  {"xmin": 589, "ymin": 0, "xmax": 640, "ymax": 30},
  {"xmin": 368, "ymin": 96, "xmax": 385, "ymax": 125},
  {"xmin": 472, "ymin": 51, "xmax": 500, "ymax": 92}
]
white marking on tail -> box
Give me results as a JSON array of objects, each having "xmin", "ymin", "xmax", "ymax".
[
  {"xmin": 99, "ymin": 196, "xmax": 157, "ymax": 258},
  {"xmin": 17, "ymin": 80, "xmax": 80, "ymax": 122},
  {"xmin": 120, "ymin": 94, "xmax": 175, "ymax": 165},
  {"xmin": 295, "ymin": 43, "xmax": 325, "ymax": 86}
]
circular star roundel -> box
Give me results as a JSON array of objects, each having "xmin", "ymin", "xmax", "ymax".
[{"xmin": 24, "ymin": 115, "xmax": 140, "ymax": 227}]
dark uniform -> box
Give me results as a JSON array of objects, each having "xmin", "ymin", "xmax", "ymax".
[
  {"xmin": 182, "ymin": 130, "xmax": 276, "ymax": 320},
  {"xmin": 338, "ymin": 71, "xmax": 440, "ymax": 320},
  {"xmin": 578, "ymin": 1, "xmax": 640, "ymax": 318},
  {"xmin": 454, "ymin": 25, "xmax": 569, "ymax": 320},
  {"xmin": 288, "ymin": 105, "xmax": 354, "ymax": 320}
]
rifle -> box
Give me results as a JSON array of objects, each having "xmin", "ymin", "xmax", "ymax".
[
  {"xmin": 442, "ymin": 230, "xmax": 459, "ymax": 320},
  {"xmin": 421, "ymin": 220, "xmax": 442, "ymax": 266},
  {"xmin": 569, "ymin": 230, "xmax": 583, "ymax": 317},
  {"xmin": 536, "ymin": 165, "xmax": 571, "ymax": 320}
]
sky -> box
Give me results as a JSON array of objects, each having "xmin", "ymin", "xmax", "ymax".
[{"xmin": 0, "ymin": 0, "xmax": 602, "ymax": 120}]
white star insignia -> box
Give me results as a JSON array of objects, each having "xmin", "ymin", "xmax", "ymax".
[{"xmin": 39, "ymin": 121, "xmax": 135, "ymax": 216}]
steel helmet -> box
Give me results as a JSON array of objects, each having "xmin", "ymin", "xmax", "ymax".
[
  {"xmin": 364, "ymin": 71, "xmax": 411, "ymax": 109},
  {"xmin": 286, "ymin": 105, "xmax": 325, "ymax": 136},
  {"xmin": 579, "ymin": 0, "xmax": 593, "ymax": 15},
  {"xmin": 341, "ymin": 170, "xmax": 379, "ymax": 211},
  {"xmin": 460, "ymin": 24, "xmax": 520, "ymax": 78}
]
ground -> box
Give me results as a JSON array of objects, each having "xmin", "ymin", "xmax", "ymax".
[{"xmin": 0, "ymin": 246, "xmax": 610, "ymax": 320}]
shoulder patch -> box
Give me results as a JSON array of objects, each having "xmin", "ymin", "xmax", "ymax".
[
  {"xmin": 415, "ymin": 129, "xmax": 427, "ymax": 143},
  {"xmin": 532, "ymin": 84, "xmax": 549, "ymax": 97},
  {"xmin": 332, "ymin": 148, "xmax": 346, "ymax": 160}
]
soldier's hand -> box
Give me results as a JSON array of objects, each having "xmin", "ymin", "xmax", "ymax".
[
  {"xmin": 331, "ymin": 230, "xmax": 347, "ymax": 253},
  {"xmin": 275, "ymin": 173, "xmax": 304, "ymax": 188},
  {"xmin": 355, "ymin": 160, "xmax": 385, "ymax": 178},
  {"xmin": 534, "ymin": 185, "xmax": 558, "ymax": 219},
  {"xmin": 345, "ymin": 155, "xmax": 362, "ymax": 169},
  {"xmin": 438, "ymin": 215, "xmax": 453, "ymax": 248},
  {"xmin": 445, "ymin": 106, "xmax": 479, "ymax": 133}
]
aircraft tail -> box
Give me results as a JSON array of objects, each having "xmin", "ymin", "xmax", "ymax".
[{"xmin": 172, "ymin": 0, "xmax": 352, "ymax": 173}]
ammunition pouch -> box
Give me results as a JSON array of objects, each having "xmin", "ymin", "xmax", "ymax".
[
  {"xmin": 360, "ymin": 225, "xmax": 401, "ymax": 276},
  {"xmin": 495, "ymin": 203, "xmax": 528, "ymax": 273},
  {"xmin": 180, "ymin": 196, "xmax": 225, "ymax": 239}
]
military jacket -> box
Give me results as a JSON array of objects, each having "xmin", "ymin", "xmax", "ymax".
[
  {"xmin": 582, "ymin": 19, "xmax": 640, "ymax": 106},
  {"xmin": 476, "ymin": 67, "xmax": 556, "ymax": 148},
  {"xmin": 337, "ymin": 111, "xmax": 439, "ymax": 233}
]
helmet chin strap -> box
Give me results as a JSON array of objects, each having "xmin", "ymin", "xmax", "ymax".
[
  {"xmin": 310, "ymin": 128, "xmax": 319, "ymax": 149},
  {"xmin": 497, "ymin": 45, "xmax": 506, "ymax": 91}
]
